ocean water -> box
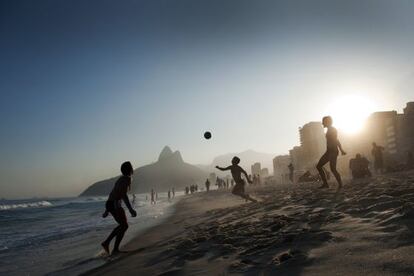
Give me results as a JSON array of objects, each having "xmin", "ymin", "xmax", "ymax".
[{"xmin": 0, "ymin": 192, "xmax": 180, "ymax": 275}]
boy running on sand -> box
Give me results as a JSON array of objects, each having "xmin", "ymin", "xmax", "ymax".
[{"xmin": 216, "ymin": 156, "xmax": 257, "ymax": 203}]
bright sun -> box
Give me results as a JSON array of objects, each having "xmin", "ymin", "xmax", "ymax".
[{"xmin": 326, "ymin": 95, "xmax": 376, "ymax": 134}]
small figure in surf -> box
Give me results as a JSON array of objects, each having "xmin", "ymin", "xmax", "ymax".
[
  {"xmin": 150, "ymin": 189, "xmax": 156, "ymax": 204},
  {"xmin": 101, "ymin": 161, "xmax": 137, "ymax": 255},
  {"xmin": 216, "ymin": 156, "xmax": 258, "ymax": 203},
  {"xmin": 316, "ymin": 116, "xmax": 346, "ymax": 189}
]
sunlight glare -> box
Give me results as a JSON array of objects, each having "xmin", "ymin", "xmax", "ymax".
[{"xmin": 327, "ymin": 95, "xmax": 376, "ymax": 134}]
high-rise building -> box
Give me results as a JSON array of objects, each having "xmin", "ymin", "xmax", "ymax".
[
  {"xmin": 299, "ymin": 122, "xmax": 326, "ymax": 168},
  {"xmin": 273, "ymin": 155, "xmax": 291, "ymax": 183},
  {"xmin": 289, "ymin": 146, "xmax": 304, "ymax": 170},
  {"xmin": 260, "ymin": 168, "xmax": 269, "ymax": 177},
  {"xmin": 251, "ymin": 162, "xmax": 261, "ymax": 176},
  {"xmin": 365, "ymin": 111, "xmax": 399, "ymax": 155},
  {"xmin": 356, "ymin": 102, "xmax": 414, "ymax": 161},
  {"xmin": 399, "ymin": 102, "xmax": 414, "ymax": 155}
]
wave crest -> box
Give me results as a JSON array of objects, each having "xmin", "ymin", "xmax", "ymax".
[{"xmin": 0, "ymin": 200, "xmax": 53, "ymax": 211}]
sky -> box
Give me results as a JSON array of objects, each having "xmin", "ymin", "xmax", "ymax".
[{"xmin": 1, "ymin": 0, "xmax": 414, "ymax": 198}]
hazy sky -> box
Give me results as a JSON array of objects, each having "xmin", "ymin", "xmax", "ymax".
[{"xmin": 1, "ymin": 0, "xmax": 414, "ymax": 198}]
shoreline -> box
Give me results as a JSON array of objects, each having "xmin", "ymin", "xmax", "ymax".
[
  {"xmin": 85, "ymin": 171, "xmax": 414, "ymax": 275},
  {"xmin": 83, "ymin": 190, "xmax": 243, "ymax": 275}
]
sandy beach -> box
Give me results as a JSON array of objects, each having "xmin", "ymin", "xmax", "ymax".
[{"xmin": 85, "ymin": 170, "xmax": 414, "ymax": 276}]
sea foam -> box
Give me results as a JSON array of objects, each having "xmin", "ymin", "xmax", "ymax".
[{"xmin": 0, "ymin": 200, "xmax": 53, "ymax": 211}]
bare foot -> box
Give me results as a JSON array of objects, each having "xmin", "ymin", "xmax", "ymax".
[{"xmin": 101, "ymin": 242, "xmax": 110, "ymax": 255}]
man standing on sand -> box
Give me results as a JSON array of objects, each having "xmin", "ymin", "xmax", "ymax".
[
  {"xmin": 316, "ymin": 116, "xmax": 346, "ymax": 190},
  {"xmin": 101, "ymin": 161, "xmax": 137, "ymax": 255},
  {"xmin": 205, "ymin": 178, "xmax": 210, "ymax": 192},
  {"xmin": 216, "ymin": 156, "xmax": 257, "ymax": 203},
  {"xmin": 372, "ymin": 142, "xmax": 385, "ymax": 174}
]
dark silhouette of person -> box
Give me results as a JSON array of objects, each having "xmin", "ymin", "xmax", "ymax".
[
  {"xmin": 168, "ymin": 190, "xmax": 171, "ymax": 201},
  {"xmin": 185, "ymin": 186, "xmax": 189, "ymax": 195},
  {"xmin": 316, "ymin": 116, "xmax": 346, "ymax": 189},
  {"xmin": 349, "ymin": 153, "xmax": 371, "ymax": 179},
  {"xmin": 371, "ymin": 142, "xmax": 385, "ymax": 174},
  {"xmin": 205, "ymin": 179, "xmax": 210, "ymax": 192},
  {"xmin": 288, "ymin": 163, "xmax": 294, "ymax": 183},
  {"xmin": 150, "ymin": 189, "xmax": 156, "ymax": 204},
  {"xmin": 172, "ymin": 187, "xmax": 175, "ymax": 198},
  {"xmin": 101, "ymin": 161, "xmax": 137, "ymax": 255},
  {"xmin": 216, "ymin": 156, "xmax": 257, "ymax": 202}
]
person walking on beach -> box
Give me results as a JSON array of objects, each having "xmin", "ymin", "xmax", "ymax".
[
  {"xmin": 316, "ymin": 116, "xmax": 346, "ymax": 189},
  {"xmin": 101, "ymin": 161, "xmax": 137, "ymax": 255},
  {"xmin": 216, "ymin": 156, "xmax": 257, "ymax": 202},
  {"xmin": 205, "ymin": 179, "xmax": 210, "ymax": 192},
  {"xmin": 288, "ymin": 163, "xmax": 294, "ymax": 183},
  {"xmin": 172, "ymin": 187, "xmax": 175, "ymax": 198},
  {"xmin": 371, "ymin": 142, "xmax": 385, "ymax": 174}
]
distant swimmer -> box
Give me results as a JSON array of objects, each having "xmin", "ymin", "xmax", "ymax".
[
  {"xmin": 316, "ymin": 116, "xmax": 346, "ymax": 190},
  {"xmin": 371, "ymin": 142, "xmax": 385, "ymax": 174},
  {"xmin": 216, "ymin": 156, "xmax": 258, "ymax": 203},
  {"xmin": 101, "ymin": 161, "xmax": 137, "ymax": 255}
]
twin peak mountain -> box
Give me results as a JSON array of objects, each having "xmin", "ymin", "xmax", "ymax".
[{"xmin": 80, "ymin": 146, "xmax": 206, "ymax": 196}]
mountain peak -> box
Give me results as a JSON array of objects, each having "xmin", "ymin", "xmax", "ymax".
[
  {"xmin": 158, "ymin": 146, "xmax": 173, "ymax": 161},
  {"xmin": 171, "ymin": 150, "xmax": 183, "ymax": 163}
]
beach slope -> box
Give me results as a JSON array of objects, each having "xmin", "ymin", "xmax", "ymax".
[{"xmin": 86, "ymin": 171, "xmax": 414, "ymax": 275}]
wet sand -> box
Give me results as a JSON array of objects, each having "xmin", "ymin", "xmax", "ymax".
[{"xmin": 85, "ymin": 170, "xmax": 414, "ymax": 275}]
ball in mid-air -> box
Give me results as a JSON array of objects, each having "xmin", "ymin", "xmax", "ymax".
[{"xmin": 204, "ymin": 131, "xmax": 212, "ymax": 140}]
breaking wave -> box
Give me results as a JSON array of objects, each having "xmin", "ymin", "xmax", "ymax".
[{"xmin": 0, "ymin": 200, "xmax": 53, "ymax": 211}]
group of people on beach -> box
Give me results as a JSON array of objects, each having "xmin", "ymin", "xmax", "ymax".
[
  {"xmin": 99, "ymin": 114, "xmax": 413, "ymax": 255},
  {"xmin": 185, "ymin": 184, "xmax": 198, "ymax": 195}
]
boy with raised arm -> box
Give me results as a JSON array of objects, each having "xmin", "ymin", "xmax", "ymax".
[{"xmin": 216, "ymin": 156, "xmax": 257, "ymax": 203}]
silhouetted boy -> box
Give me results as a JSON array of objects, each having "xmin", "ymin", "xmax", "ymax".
[
  {"xmin": 316, "ymin": 116, "xmax": 346, "ymax": 189},
  {"xmin": 101, "ymin": 161, "xmax": 137, "ymax": 255},
  {"xmin": 216, "ymin": 156, "xmax": 257, "ymax": 203}
]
